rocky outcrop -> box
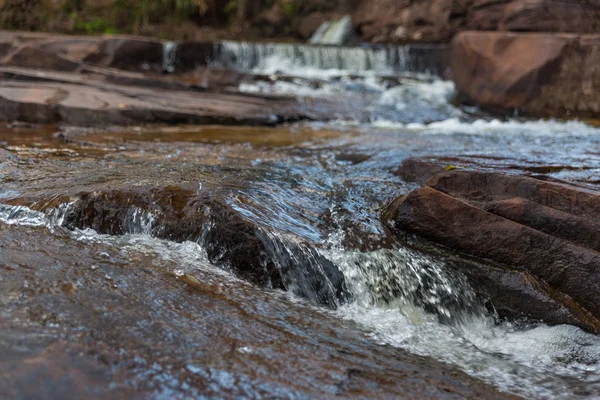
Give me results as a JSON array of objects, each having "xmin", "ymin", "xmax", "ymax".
[
  {"xmin": 9, "ymin": 187, "xmax": 350, "ymax": 309},
  {"xmin": 352, "ymin": 0, "xmax": 600, "ymax": 43},
  {"xmin": 452, "ymin": 31, "xmax": 600, "ymax": 117},
  {"xmin": 384, "ymin": 170, "xmax": 600, "ymax": 333}
]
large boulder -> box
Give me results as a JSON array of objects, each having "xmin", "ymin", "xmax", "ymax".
[
  {"xmin": 384, "ymin": 170, "xmax": 600, "ymax": 333},
  {"xmin": 452, "ymin": 31, "xmax": 600, "ymax": 117}
]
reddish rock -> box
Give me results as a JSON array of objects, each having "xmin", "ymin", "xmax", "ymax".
[
  {"xmin": 11, "ymin": 187, "xmax": 350, "ymax": 309},
  {"xmin": 500, "ymin": 0, "xmax": 600, "ymax": 33},
  {"xmin": 452, "ymin": 31, "xmax": 600, "ymax": 117},
  {"xmin": 394, "ymin": 157, "xmax": 448, "ymax": 184},
  {"xmin": 297, "ymin": 12, "xmax": 333, "ymax": 39},
  {"xmin": 384, "ymin": 170, "xmax": 600, "ymax": 333}
]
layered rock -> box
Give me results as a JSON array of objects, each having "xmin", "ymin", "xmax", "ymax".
[
  {"xmin": 452, "ymin": 31, "xmax": 600, "ymax": 117},
  {"xmin": 384, "ymin": 170, "xmax": 600, "ymax": 333},
  {"xmin": 8, "ymin": 187, "xmax": 350, "ymax": 309},
  {"xmin": 352, "ymin": 0, "xmax": 600, "ymax": 43}
]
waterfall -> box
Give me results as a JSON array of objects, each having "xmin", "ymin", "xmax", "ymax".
[
  {"xmin": 309, "ymin": 15, "xmax": 353, "ymax": 45},
  {"xmin": 208, "ymin": 41, "xmax": 448, "ymax": 76},
  {"xmin": 162, "ymin": 41, "xmax": 177, "ymax": 73}
]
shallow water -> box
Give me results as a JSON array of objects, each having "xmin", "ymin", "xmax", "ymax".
[{"xmin": 2, "ymin": 58, "xmax": 600, "ymax": 399}]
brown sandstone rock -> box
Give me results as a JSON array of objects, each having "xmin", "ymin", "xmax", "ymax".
[
  {"xmin": 500, "ymin": 0, "xmax": 600, "ymax": 33},
  {"xmin": 452, "ymin": 31, "xmax": 600, "ymax": 117},
  {"xmin": 384, "ymin": 170, "xmax": 600, "ymax": 332},
  {"xmin": 11, "ymin": 187, "xmax": 349, "ymax": 308},
  {"xmin": 0, "ymin": 77, "xmax": 351, "ymax": 126},
  {"xmin": 0, "ymin": 223, "xmax": 519, "ymax": 399}
]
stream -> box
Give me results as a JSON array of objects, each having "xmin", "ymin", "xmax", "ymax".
[{"xmin": 2, "ymin": 42, "xmax": 600, "ymax": 399}]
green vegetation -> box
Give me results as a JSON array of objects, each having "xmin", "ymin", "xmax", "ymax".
[{"xmin": 0, "ymin": 0, "xmax": 348, "ymax": 38}]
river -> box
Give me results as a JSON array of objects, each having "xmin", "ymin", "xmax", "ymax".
[{"xmin": 1, "ymin": 42, "xmax": 600, "ymax": 399}]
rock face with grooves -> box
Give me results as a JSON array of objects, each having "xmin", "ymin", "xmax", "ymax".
[
  {"xmin": 452, "ymin": 31, "xmax": 600, "ymax": 117},
  {"xmin": 384, "ymin": 170, "xmax": 600, "ymax": 333}
]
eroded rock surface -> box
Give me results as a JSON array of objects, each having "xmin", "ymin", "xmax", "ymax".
[{"xmin": 384, "ymin": 170, "xmax": 600, "ymax": 333}]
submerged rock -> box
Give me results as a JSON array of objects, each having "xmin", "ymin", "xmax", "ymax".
[{"xmin": 384, "ymin": 170, "xmax": 600, "ymax": 333}]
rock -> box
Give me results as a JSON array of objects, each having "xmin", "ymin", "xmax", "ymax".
[
  {"xmin": 452, "ymin": 31, "xmax": 600, "ymax": 117},
  {"xmin": 254, "ymin": 2, "xmax": 287, "ymax": 37},
  {"xmin": 0, "ymin": 45, "xmax": 81, "ymax": 72},
  {"xmin": 394, "ymin": 157, "xmax": 447, "ymax": 184},
  {"xmin": 175, "ymin": 42, "xmax": 217, "ymax": 72},
  {"xmin": 466, "ymin": 0, "xmax": 510, "ymax": 30},
  {"xmin": 499, "ymin": 0, "xmax": 600, "ymax": 33},
  {"xmin": 0, "ymin": 148, "xmax": 13, "ymax": 161},
  {"xmin": 0, "ymin": 223, "xmax": 518, "ymax": 399},
  {"xmin": 83, "ymin": 37, "xmax": 164, "ymax": 73},
  {"xmin": 0, "ymin": 78, "xmax": 351, "ymax": 126},
  {"xmin": 297, "ymin": 12, "xmax": 332, "ymax": 39},
  {"xmin": 35, "ymin": 37, "xmax": 103, "ymax": 61},
  {"xmin": 18, "ymin": 187, "xmax": 350, "ymax": 308},
  {"xmin": 384, "ymin": 170, "xmax": 600, "ymax": 333}
]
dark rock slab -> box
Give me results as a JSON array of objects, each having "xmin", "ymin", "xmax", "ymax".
[{"xmin": 384, "ymin": 170, "xmax": 600, "ymax": 333}]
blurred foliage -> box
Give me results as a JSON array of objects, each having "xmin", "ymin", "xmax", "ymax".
[{"xmin": 0, "ymin": 0, "xmax": 354, "ymax": 36}]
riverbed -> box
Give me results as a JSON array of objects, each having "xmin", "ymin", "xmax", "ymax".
[{"xmin": 1, "ymin": 43, "xmax": 600, "ymax": 399}]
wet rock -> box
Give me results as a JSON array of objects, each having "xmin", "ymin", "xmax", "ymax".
[
  {"xmin": 23, "ymin": 187, "xmax": 350, "ymax": 308},
  {"xmin": 384, "ymin": 170, "xmax": 600, "ymax": 333},
  {"xmin": 452, "ymin": 31, "xmax": 600, "ymax": 118},
  {"xmin": 0, "ymin": 223, "xmax": 518, "ymax": 399},
  {"xmin": 394, "ymin": 157, "xmax": 447, "ymax": 184},
  {"xmin": 0, "ymin": 43, "xmax": 14, "ymax": 58}
]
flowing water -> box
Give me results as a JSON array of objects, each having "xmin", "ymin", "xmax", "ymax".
[{"xmin": 3, "ymin": 44, "xmax": 600, "ymax": 399}]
